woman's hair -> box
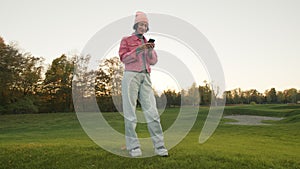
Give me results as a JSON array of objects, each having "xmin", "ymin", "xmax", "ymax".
[{"xmin": 133, "ymin": 23, "xmax": 149, "ymax": 32}]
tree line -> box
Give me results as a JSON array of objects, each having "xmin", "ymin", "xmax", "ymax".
[{"xmin": 1, "ymin": 36, "xmax": 299, "ymax": 114}]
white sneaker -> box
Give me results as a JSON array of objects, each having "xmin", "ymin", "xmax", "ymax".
[
  {"xmin": 129, "ymin": 147, "xmax": 142, "ymax": 157},
  {"xmin": 155, "ymin": 146, "xmax": 169, "ymax": 157}
]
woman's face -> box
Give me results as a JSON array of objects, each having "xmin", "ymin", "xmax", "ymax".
[{"xmin": 136, "ymin": 22, "xmax": 148, "ymax": 34}]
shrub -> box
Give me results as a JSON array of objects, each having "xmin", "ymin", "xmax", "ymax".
[{"xmin": 5, "ymin": 96, "xmax": 38, "ymax": 114}]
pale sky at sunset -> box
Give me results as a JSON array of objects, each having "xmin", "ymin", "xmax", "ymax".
[{"xmin": 1, "ymin": 0, "xmax": 299, "ymax": 93}]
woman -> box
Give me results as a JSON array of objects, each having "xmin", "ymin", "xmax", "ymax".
[{"xmin": 119, "ymin": 11, "xmax": 168, "ymax": 157}]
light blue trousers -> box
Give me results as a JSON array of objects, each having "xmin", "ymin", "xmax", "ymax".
[{"xmin": 122, "ymin": 71, "xmax": 165, "ymax": 150}]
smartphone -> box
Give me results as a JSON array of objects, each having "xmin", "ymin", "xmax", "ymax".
[{"xmin": 148, "ymin": 38, "xmax": 155, "ymax": 43}]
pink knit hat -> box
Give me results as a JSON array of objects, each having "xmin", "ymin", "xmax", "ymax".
[{"xmin": 134, "ymin": 11, "xmax": 148, "ymax": 25}]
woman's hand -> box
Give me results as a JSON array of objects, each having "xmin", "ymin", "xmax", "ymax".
[
  {"xmin": 146, "ymin": 42, "xmax": 155, "ymax": 49},
  {"xmin": 138, "ymin": 43, "xmax": 155, "ymax": 50}
]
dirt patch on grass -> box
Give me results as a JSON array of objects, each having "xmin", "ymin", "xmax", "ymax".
[{"xmin": 223, "ymin": 115, "xmax": 284, "ymax": 125}]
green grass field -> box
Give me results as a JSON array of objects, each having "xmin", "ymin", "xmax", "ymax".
[{"xmin": 1, "ymin": 104, "xmax": 300, "ymax": 169}]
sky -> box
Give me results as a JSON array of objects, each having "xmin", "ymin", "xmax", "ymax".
[{"xmin": 1, "ymin": 0, "xmax": 300, "ymax": 93}]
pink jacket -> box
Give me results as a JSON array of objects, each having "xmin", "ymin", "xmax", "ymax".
[{"xmin": 119, "ymin": 34, "xmax": 158, "ymax": 73}]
